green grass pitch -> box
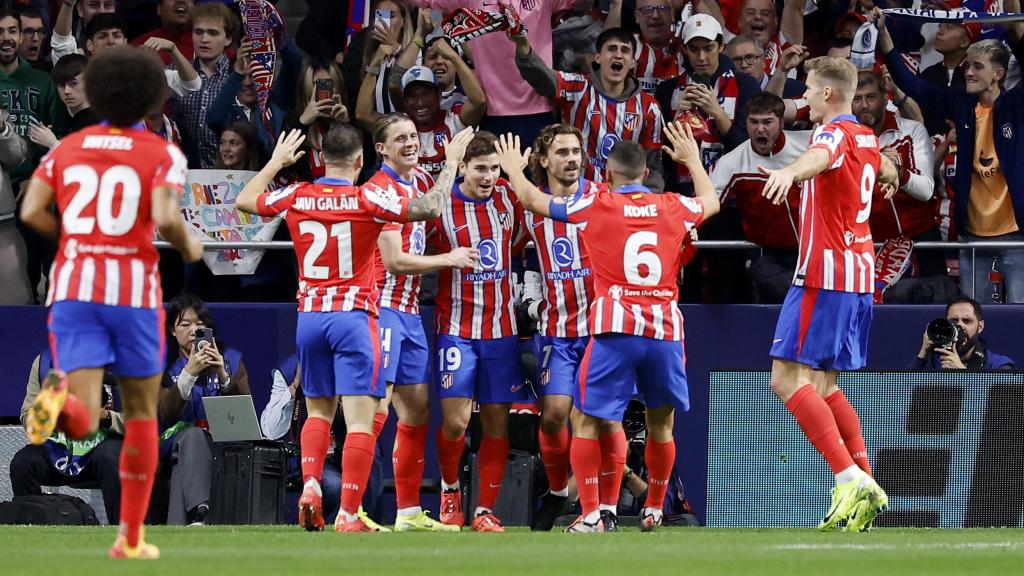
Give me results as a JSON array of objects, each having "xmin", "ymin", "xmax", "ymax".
[{"xmin": 2, "ymin": 526, "xmax": 1023, "ymax": 575}]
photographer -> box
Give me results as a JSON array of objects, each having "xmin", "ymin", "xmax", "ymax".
[{"xmin": 911, "ymin": 298, "xmax": 1016, "ymax": 370}]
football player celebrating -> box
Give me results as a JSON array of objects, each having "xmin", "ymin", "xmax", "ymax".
[
  {"xmin": 430, "ymin": 131, "xmax": 529, "ymax": 533},
  {"xmin": 20, "ymin": 47, "xmax": 203, "ymax": 559},
  {"xmin": 494, "ymin": 123, "xmax": 720, "ymax": 532},
  {"xmin": 759, "ymin": 56, "xmax": 899, "ymax": 532},
  {"xmin": 367, "ymin": 113, "xmax": 478, "ymax": 532},
  {"xmin": 236, "ymin": 124, "xmax": 474, "ymax": 532}
]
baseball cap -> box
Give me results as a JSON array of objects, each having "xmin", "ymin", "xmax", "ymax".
[
  {"xmin": 401, "ymin": 66, "xmax": 438, "ymax": 93},
  {"xmin": 681, "ymin": 13, "xmax": 723, "ymax": 44}
]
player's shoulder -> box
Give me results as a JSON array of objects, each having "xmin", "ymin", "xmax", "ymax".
[{"xmin": 580, "ymin": 179, "xmax": 601, "ymax": 197}]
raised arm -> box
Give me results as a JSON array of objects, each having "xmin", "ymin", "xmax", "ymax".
[
  {"xmin": 662, "ymin": 121, "xmax": 720, "ymax": 219},
  {"xmin": 494, "ymin": 133, "xmax": 552, "ymax": 218},
  {"xmin": 605, "ymin": 0, "xmax": 624, "ymax": 30},
  {"xmin": 377, "ymin": 229, "xmax": 479, "ymax": 274},
  {"xmin": 435, "ymin": 39, "xmax": 487, "ymax": 127},
  {"xmin": 780, "ymin": 0, "xmax": 805, "ymax": 46},
  {"xmin": 355, "ymin": 43, "xmax": 397, "ymax": 132},
  {"xmin": 405, "ymin": 126, "xmax": 476, "ymax": 221},
  {"xmin": 236, "ymin": 129, "xmax": 306, "ymax": 214},
  {"xmin": 510, "ymin": 31, "xmax": 558, "ymax": 99}
]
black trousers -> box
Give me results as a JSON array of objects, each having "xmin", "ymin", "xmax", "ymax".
[{"xmin": 9, "ymin": 438, "xmax": 123, "ymax": 524}]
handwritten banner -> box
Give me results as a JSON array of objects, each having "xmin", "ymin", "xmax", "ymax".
[{"xmin": 180, "ymin": 169, "xmax": 281, "ymax": 275}]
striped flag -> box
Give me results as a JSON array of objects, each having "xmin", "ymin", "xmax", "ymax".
[{"xmin": 238, "ymin": 0, "xmax": 286, "ymax": 135}]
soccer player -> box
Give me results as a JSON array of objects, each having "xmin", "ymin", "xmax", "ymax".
[
  {"xmin": 759, "ymin": 56, "xmax": 899, "ymax": 532},
  {"xmin": 236, "ymin": 124, "xmax": 475, "ymax": 532},
  {"xmin": 430, "ymin": 131, "xmax": 529, "ymax": 533},
  {"xmin": 366, "ymin": 112, "xmax": 478, "ymax": 532},
  {"xmin": 517, "ymin": 123, "xmax": 599, "ymax": 530},
  {"xmin": 493, "ymin": 122, "xmax": 720, "ymax": 532},
  {"xmin": 511, "ymin": 27, "xmax": 665, "ymax": 191},
  {"xmin": 19, "ymin": 46, "xmax": 203, "ymax": 559}
]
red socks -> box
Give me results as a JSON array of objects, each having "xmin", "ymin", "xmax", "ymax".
[
  {"xmin": 825, "ymin": 390, "xmax": 872, "ymax": 476},
  {"xmin": 570, "ymin": 437, "xmax": 601, "ymax": 516},
  {"xmin": 786, "ymin": 385, "xmax": 856, "ymax": 475},
  {"xmin": 539, "ymin": 427, "xmax": 571, "ymax": 492},
  {"xmin": 61, "ymin": 393, "xmax": 92, "ymax": 440},
  {"xmin": 436, "ymin": 429, "xmax": 465, "ymax": 486},
  {"xmin": 644, "ymin": 438, "xmax": 676, "ymax": 510},
  {"xmin": 392, "ymin": 422, "xmax": 428, "ymax": 509},
  {"xmin": 300, "ymin": 417, "xmax": 331, "ymax": 484},
  {"xmin": 476, "ymin": 435, "xmax": 509, "ymax": 511},
  {"xmin": 599, "ymin": 429, "xmax": 627, "ymax": 507},
  {"xmin": 340, "ymin": 432, "xmax": 376, "ymax": 515},
  {"xmin": 119, "ymin": 419, "xmax": 157, "ymax": 547},
  {"xmin": 372, "ymin": 411, "xmax": 388, "ymax": 439}
]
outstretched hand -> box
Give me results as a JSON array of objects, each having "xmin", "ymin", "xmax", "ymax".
[
  {"xmin": 662, "ymin": 121, "xmax": 700, "ymax": 166},
  {"xmin": 270, "ymin": 129, "xmax": 306, "ymax": 168},
  {"xmin": 494, "ymin": 133, "xmax": 530, "ymax": 174},
  {"xmin": 444, "ymin": 126, "xmax": 476, "ymax": 165},
  {"xmin": 758, "ymin": 165, "xmax": 796, "ymax": 205}
]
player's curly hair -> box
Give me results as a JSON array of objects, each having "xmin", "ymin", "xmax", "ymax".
[
  {"xmin": 529, "ymin": 124, "xmax": 584, "ymax": 190},
  {"xmin": 85, "ymin": 47, "xmax": 168, "ymax": 127}
]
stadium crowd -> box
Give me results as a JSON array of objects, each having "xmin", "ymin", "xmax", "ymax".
[{"xmin": 0, "ymin": 0, "xmax": 1021, "ymax": 307}]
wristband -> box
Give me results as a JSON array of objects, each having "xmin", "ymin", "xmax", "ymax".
[
  {"xmin": 896, "ymin": 94, "xmax": 909, "ymax": 108},
  {"xmin": 413, "ymin": 37, "xmax": 425, "ymax": 49},
  {"xmin": 365, "ymin": 64, "xmax": 381, "ymax": 76}
]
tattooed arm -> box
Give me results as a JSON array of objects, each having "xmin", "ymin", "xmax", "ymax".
[{"xmin": 404, "ymin": 127, "xmax": 475, "ymax": 221}]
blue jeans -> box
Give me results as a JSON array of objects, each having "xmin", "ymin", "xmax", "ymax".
[{"xmin": 958, "ymin": 232, "xmax": 1024, "ymax": 303}]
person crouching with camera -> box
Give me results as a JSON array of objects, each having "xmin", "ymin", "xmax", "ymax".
[{"xmin": 911, "ymin": 297, "xmax": 1015, "ymax": 370}]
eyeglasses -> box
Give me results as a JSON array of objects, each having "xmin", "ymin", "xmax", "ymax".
[
  {"xmin": 636, "ymin": 5, "xmax": 671, "ymax": 16},
  {"xmin": 22, "ymin": 28, "xmax": 45, "ymax": 37},
  {"xmin": 733, "ymin": 53, "xmax": 763, "ymax": 65}
]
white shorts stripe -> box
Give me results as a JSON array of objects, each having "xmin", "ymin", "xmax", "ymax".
[
  {"xmin": 77, "ymin": 258, "xmax": 95, "ymax": 302},
  {"xmin": 130, "ymin": 259, "xmax": 144, "ymax": 308},
  {"xmin": 104, "ymin": 260, "xmax": 119, "ymax": 306}
]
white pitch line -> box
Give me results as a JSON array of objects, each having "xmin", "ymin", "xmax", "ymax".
[{"xmin": 773, "ymin": 542, "xmax": 1024, "ymax": 551}]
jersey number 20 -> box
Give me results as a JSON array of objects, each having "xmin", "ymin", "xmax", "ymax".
[{"xmin": 62, "ymin": 165, "xmax": 141, "ymax": 236}]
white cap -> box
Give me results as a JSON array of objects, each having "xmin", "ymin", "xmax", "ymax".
[
  {"xmin": 681, "ymin": 13, "xmax": 723, "ymax": 44},
  {"xmin": 401, "ymin": 66, "xmax": 437, "ymax": 92}
]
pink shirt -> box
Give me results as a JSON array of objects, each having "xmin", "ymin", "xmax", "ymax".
[{"xmin": 411, "ymin": 0, "xmax": 576, "ymax": 117}]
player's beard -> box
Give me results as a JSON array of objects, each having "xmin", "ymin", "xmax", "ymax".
[{"xmin": 0, "ymin": 42, "xmax": 17, "ymax": 66}]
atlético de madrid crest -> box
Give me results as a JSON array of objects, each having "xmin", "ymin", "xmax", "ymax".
[{"xmin": 498, "ymin": 211, "xmax": 513, "ymax": 230}]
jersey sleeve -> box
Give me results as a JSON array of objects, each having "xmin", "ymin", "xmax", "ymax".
[
  {"xmin": 808, "ymin": 123, "xmax": 848, "ymax": 167},
  {"xmin": 31, "ymin": 142, "xmax": 61, "ymax": 188},
  {"xmin": 152, "ymin": 143, "xmax": 189, "ymax": 192},
  {"xmin": 255, "ymin": 183, "xmax": 300, "ymax": 216},
  {"xmin": 548, "ymin": 192, "xmax": 595, "ymax": 226},
  {"xmin": 672, "ymin": 194, "xmax": 705, "ymax": 231},
  {"xmin": 363, "ymin": 182, "xmax": 411, "ymax": 222},
  {"xmin": 639, "ymin": 97, "xmax": 664, "ymax": 150},
  {"xmin": 556, "ymin": 71, "xmax": 588, "ymax": 104}
]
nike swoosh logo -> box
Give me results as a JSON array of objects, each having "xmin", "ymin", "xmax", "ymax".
[
  {"xmin": 488, "ymin": 483, "xmax": 502, "ymax": 488},
  {"xmin": 773, "ymin": 338, "xmax": 783, "ymax": 343},
  {"xmin": 452, "ymin": 224, "xmax": 470, "ymax": 233},
  {"xmin": 531, "ymin": 221, "xmax": 544, "ymax": 228},
  {"xmin": 600, "ymin": 471, "xmax": 615, "ymax": 477}
]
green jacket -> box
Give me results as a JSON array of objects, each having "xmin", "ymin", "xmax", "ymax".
[{"xmin": 0, "ymin": 58, "xmax": 64, "ymax": 182}]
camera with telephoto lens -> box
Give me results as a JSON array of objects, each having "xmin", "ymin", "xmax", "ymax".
[{"xmin": 927, "ymin": 318, "xmax": 965, "ymax": 351}]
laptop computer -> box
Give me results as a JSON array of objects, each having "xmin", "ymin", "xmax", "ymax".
[{"xmin": 201, "ymin": 395, "xmax": 264, "ymax": 442}]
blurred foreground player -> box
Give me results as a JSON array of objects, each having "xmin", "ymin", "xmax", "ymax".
[
  {"xmin": 494, "ymin": 124, "xmax": 719, "ymax": 532},
  {"xmin": 236, "ymin": 125, "xmax": 474, "ymax": 532},
  {"xmin": 759, "ymin": 56, "xmax": 898, "ymax": 532},
  {"xmin": 20, "ymin": 46, "xmax": 203, "ymax": 559}
]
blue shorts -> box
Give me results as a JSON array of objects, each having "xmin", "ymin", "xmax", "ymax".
[
  {"xmin": 379, "ymin": 308, "xmax": 430, "ymax": 386},
  {"xmin": 435, "ymin": 335, "xmax": 527, "ymax": 404},
  {"xmin": 297, "ymin": 310, "xmax": 383, "ymax": 398},
  {"xmin": 576, "ymin": 334, "xmax": 689, "ymax": 421},
  {"xmin": 533, "ymin": 336, "xmax": 588, "ymax": 398},
  {"xmin": 48, "ymin": 301, "xmax": 165, "ymax": 378},
  {"xmin": 770, "ymin": 286, "xmax": 872, "ymax": 371}
]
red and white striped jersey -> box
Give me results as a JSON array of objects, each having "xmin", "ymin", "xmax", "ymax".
[
  {"xmin": 418, "ymin": 110, "xmax": 466, "ymax": 178},
  {"xmin": 710, "ymin": 131, "xmax": 810, "ymax": 251},
  {"xmin": 524, "ymin": 178, "xmax": 602, "ymax": 338},
  {"xmin": 795, "ymin": 117, "xmax": 881, "ymax": 293},
  {"xmin": 255, "ymin": 177, "xmax": 411, "ymax": 314},
  {"xmin": 428, "ymin": 177, "xmax": 527, "ymax": 339},
  {"xmin": 555, "ymin": 71, "xmax": 663, "ymax": 184},
  {"xmin": 633, "ymin": 33, "xmax": 685, "ymax": 94},
  {"xmin": 550, "ymin": 185, "xmax": 704, "ymax": 341},
  {"xmin": 35, "ymin": 124, "xmax": 189, "ymax": 309},
  {"xmin": 368, "ymin": 165, "xmax": 435, "ymax": 315}
]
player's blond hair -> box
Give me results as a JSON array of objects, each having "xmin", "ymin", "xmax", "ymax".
[{"xmin": 804, "ymin": 56, "xmax": 858, "ymax": 100}]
